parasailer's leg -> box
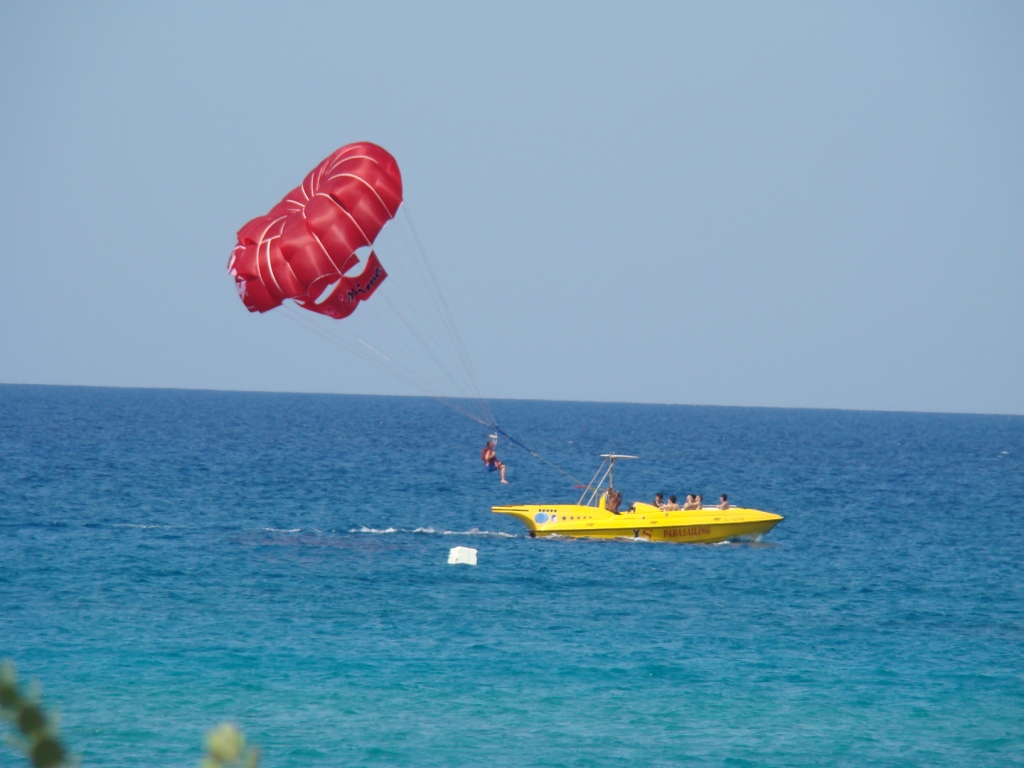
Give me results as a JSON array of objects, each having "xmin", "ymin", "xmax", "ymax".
[{"xmin": 484, "ymin": 459, "xmax": 508, "ymax": 483}]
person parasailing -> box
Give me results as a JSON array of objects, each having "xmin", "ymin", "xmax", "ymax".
[
  {"xmin": 229, "ymin": 142, "xmax": 578, "ymax": 487},
  {"xmin": 481, "ymin": 436, "xmax": 508, "ymax": 484}
]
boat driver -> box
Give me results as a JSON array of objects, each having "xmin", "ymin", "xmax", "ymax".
[{"xmin": 605, "ymin": 488, "xmax": 623, "ymax": 514}]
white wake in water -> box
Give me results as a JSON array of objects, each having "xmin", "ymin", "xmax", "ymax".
[{"xmin": 351, "ymin": 525, "xmax": 519, "ymax": 538}]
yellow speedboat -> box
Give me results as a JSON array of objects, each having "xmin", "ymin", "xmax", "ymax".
[{"xmin": 492, "ymin": 454, "xmax": 783, "ymax": 544}]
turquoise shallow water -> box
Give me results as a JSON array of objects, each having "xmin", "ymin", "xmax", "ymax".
[{"xmin": 1, "ymin": 385, "xmax": 1022, "ymax": 766}]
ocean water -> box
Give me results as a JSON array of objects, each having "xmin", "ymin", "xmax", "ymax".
[{"xmin": 1, "ymin": 384, "xmax": 1022, "ymax": 767}]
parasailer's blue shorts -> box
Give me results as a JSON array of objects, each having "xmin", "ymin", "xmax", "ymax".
[{"xmin": 485, "ymin": 462, "xmax": 498, "ymax": 472}]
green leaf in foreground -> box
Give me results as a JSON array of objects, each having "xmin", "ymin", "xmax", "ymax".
[{"xmin": 0, "ymin": 661, "xmax": 72, "ymax": 768}]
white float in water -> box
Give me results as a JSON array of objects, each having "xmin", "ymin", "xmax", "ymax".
[{"xmin": 447, "ymin": 546, "xmax": 477, "ymax": 565}]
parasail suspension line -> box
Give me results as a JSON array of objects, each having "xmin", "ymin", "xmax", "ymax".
[
  {"xmin": 490, "ymin": 425, "xmax": 583, "ymax": 485},
  {"xmin": 278, "ymin": 304, "xmax": 492, "ymax": 429}
]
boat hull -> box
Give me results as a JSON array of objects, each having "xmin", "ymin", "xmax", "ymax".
[{"xmin": 492, "ymin": 503, "xmax": 783, "ymax": 544}]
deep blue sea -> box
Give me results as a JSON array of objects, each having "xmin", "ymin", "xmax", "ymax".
[{"xmin": 1, "ymin": 384, "xmax": 1022, "ymax": 767}]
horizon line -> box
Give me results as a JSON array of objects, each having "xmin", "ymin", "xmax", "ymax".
[{"xmin": 2, "ymin": 381, "xmax": 1021, "ymax": 419}]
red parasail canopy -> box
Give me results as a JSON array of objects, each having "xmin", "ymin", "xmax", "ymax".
[{"xmin": 228, "ymin": 142, "xmax": 403, "ymax": 319}]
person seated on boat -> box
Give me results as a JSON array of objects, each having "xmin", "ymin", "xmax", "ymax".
[
  {"xmin": 481, "ymin": 441, "xmax": 508, "ymax": 484},
  {"xmin": 605, "ymin": 488, "xmax": 623, "ymax": 514},
  {"xmin": 695, "ymin": 494, "xmax": 704, "ymax": 509},
  {"xmin": 718, "ymin": 494, "xmax": 730, "ymax": 510},
  {"xmin": 653, "ymin": 493, "xmax": 664, "ymax": 509},
  {"xmin": 681, "ymin": 494, "xmax": 697, "ymax": 510},
  {"xmin": 663, "ymin": 495, "xmax": 680, "ymax": 511}
]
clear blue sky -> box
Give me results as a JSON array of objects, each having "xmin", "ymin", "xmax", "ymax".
[{"xmin": 2, "ymin": 2, "xmax": 1021, "ymax": 414}]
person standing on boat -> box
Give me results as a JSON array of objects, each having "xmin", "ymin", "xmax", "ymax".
[{"xmin": 481, "ymin": 440, "xmax": 508, "ymax": 484}]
